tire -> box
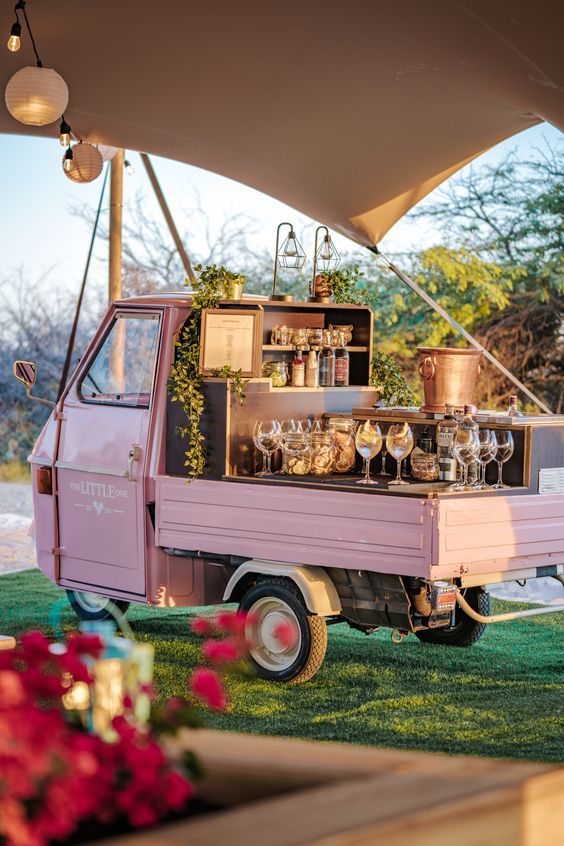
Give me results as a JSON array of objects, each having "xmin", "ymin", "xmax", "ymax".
[
  {"xmin": 66, "ymin": 589, "xmax": 130, "ymax": 622},
  {"xmin": 415, "ymin": 587, "xmax": 490, "ymax": 647},
  {"xmin": 239, "ymin": 578, "xmax": 328, "ymax": 683}
]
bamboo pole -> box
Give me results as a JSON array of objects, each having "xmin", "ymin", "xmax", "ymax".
[
  {"xmin": 140, "ymin": 152, "xmax": 196, "ymax": 283},
  {"xmin": 109, "ymin": 148, "xmax": 124, "ymax": 303}
]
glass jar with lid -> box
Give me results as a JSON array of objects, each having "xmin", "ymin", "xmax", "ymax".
[
  {"xmin": 262, "ymin": 361, "xmax": 289, "ymax": 387},
  {"xmin": 281, "ymin": 432, "xmax": 311, "ymax": 476},
  {"xmin": 327, "ymin": 417, "xmax": 356, "ymax": 473},
  {"xmin": 411, "ymin": 430, "xmax": 440, "ymax": 481},
  {"xmin": 310, "ymin": 430, "xmax": 335, "ymax": 476}
]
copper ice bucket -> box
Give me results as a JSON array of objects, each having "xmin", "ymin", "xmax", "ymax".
[{"xmin": 417, "ymin": 347, "xmax": 482, "ymax": 412}]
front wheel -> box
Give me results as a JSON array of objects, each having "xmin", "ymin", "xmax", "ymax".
[
  {"xmin": 66, "ymin": 589, "xmax": 130, "ymax": 622},
  {"xmin": 415, "ymin": 587, "xmax": 490, "ymax": 647},
  {"xmin": 239, "ymin": 579, "xmax": 327, "ymax": 683}
]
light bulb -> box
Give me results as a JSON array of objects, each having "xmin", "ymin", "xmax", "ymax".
[
  {"xmin": 284, "ymin": 233, "xmax": 298, "ymax": 257},
  {"xmin": 124, "ymin": 159, "xmax": 134, "ymax": 175},
  {"xmin": 63, "ymin": 148, "xmax": 73, "ymax": 172},
  {"xmin": 59, "ymin": 119, "xmax": 71, "ymax": 147},
  {"xmin": 320, "ymin": 238, "xmax": 332, "ymax": 261},
  {"xmin": 7, "ymin": 21, "xmax": 21, "ymax": 51}
]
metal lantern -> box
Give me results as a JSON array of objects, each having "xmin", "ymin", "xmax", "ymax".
[
  {"xmin": 5, "ymin": 65, "xmax": 69, "ymax": 126},
  {"xmin": 271, "ymin": 221, "xmax": 306, "ymax": 302},
  {"xmin": 309, "ymin": 226, "xmax": 340, "ymax": 301},
  {"xmin": 63, "ymin": 142, "xmax": 103, "ymax": 183}
]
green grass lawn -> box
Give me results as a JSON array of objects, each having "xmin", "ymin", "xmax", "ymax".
[{"xmin": 2, "ymin": 569, "xmax": 563, "ymax": 763}]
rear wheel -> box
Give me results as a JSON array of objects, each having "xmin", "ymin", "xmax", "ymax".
[
  {"xmin": 66, "ymin": 589, "xmax": 129, "ymax": 622},
  {"xmin": 239, "ymin": 579, "xmax": 327, "ymax": 683},
  {"xmin": 415, "ymin": 587, "xmax": 489, "ymax": 647}
]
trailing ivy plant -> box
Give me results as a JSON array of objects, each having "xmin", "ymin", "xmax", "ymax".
[{"xmin": 169, "ymin": 264, "xmax": 247, "ymax": 479}]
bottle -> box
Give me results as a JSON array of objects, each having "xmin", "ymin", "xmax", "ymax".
[
  {"xmin": 306, "ymin": 348, "xmax": 319, "ymax": 388},
  {"xmin": 410, "ymin": 431, "xmax": 440, "ymax": 482},
  {"xmin": 319, "ymin": 337, "xmax": 335, "ymax": 387},
  {"xmin": 292, "ymin": 348, "xmax": 305, "ymax": 387},
  {"xmin": 506, "ymin": 395, "xmax": 523, "ymax": 417},
  {"xmin": 334, "ymin": 332, "xmax": 350, "ymax": 387},
  {"xmin": 462, "ymin": 404, "xmax": 480, "ymax": 485},
  {"xmin": 436, "ymin": 405, "xmax": 458, "ymax": 482}
]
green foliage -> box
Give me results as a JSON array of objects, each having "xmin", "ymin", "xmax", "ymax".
[
  {"xmin": 168, "ymin": 264, "xmax": 247, "ymax": 478},
  {"xmin": 370, "ymin": 351, "xmax": 415, "ymax": 406},
  {"xmin": 209, "ymin": 365, "xmax": 248, "ymax": 405},
  {"xmin": 322, "ymin": 265, "xmax": 374, "ymax": 307}
]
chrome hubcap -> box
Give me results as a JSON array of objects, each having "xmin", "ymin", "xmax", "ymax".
[{"xmin": 246, "ymin": 596, "xmax": 302, "ymax": 672}]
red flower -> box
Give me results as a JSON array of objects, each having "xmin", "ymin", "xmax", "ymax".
[
  {"xmin": 202, "ymin": 638, "xmax": 240, "ymax": 664},
  {"xmin": 189, "ymin": 668, "xmax": 228, "ymax": 711},
  {"xmin": 272, "ymin": 620, "xmax": 298, "ymax": 650},
  {"xmin": 0, "ymin": 671, "xmax": 24, "ymax": 707},
  {"xmin": 191, "ymin": 617, "xmax": 214, "ymax": 636},
  {"xmin": 215, "ymin": 610, "xmax": 248, "ymax": 636}
]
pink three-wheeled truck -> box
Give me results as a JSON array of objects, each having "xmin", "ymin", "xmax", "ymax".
[{"xmin": 13, "ymin": 293, "xmax": 564, "ymax": 683}]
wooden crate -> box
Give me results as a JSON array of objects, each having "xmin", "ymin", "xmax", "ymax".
[{"xmin": 101, "ymin": 730, "xmax": 564, "ymax": 846}]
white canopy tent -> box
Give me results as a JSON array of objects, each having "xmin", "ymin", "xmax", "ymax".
[{"xmin": 1, "ymin": 0, "xmax": 562, "ymax": 246}]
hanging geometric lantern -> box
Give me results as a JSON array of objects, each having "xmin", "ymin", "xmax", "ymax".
[
  {"xmin": 63, "ymin": 142, "xmax": 103, "ymax": 183},
  {"xmin": 97, "ymin": 144, "xmax": 119, "ymax": 162},
  {"xmin": 5, "ymin": 65, "xmax": 69, "ymax": 126}
]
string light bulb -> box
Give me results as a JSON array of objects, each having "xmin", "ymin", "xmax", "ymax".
[
  {"xmin": 124, "ymin": 159, "xmax": 134, "ymax": 175},
  {"xmin": 59, "ymin": 118, "xmax": 71, "ymax": 146},
  {"xmin": 7, "ymin": 21, "xmax": 21, "ymax": 51},
  {"xmin": 63, "ymin": 146, "xmax": 73, "ymax": 172}
]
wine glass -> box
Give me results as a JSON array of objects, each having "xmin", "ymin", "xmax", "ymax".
[
  {"xmin": 474, "ymin": 429, "xmax": 497, "ymax": 489},
  {"xmin": 386, "ymin": 423, "xmax": 414, "ymax": 486},
  {"xmin": 379, "ymin": 437, "xmax": 391, "ymax": 477},
  {"xmin": 253, "ymin": 419, "xmax": 281, "ymax": 476},
  {"xmin": 492, "ymin": 430, "xmax": 514, "ymax": 489},
  {"xmin": 354, "ymin": 420, "xmax": 383, "ymax": 485},
  {"xmin": 451, "ymin": 428, "xmax": 480, "ymax": 490}
]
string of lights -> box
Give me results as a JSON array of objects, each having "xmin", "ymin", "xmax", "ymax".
[{"xmin": 4, "ymin": 0, "xmax": 131, "ymax": 184}]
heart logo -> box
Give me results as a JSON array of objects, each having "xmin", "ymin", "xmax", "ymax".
[{"xmin": 92, "ymin": 500, "xmax": 104, "ymax": 516}]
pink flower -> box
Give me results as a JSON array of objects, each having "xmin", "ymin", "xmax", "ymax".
[
  {"xmin": 215, "ymin": 611, "xmax": 248, "ymax": 636},
  {"xmin": 272, "ymin": 620, "xmax": 298, "ymax": 650},
  {"xmin": 0, "ymin": 671, "xmax": 24, "ymax": 708},
  {"xmin": 202, "ymin": 638, "xmax": 240, "ymax": 664},
  {"xmin": 191, "ymin": 616, "xmax": 215, "ymax": 636},
  {"xmin": 189, "ymin": 668, "xmax": 228, "ymax": 711}
]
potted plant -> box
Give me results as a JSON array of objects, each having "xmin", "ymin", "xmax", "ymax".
[{"xmin": 370, "ymin": 351, "xmax": 415, "ymax": 407}]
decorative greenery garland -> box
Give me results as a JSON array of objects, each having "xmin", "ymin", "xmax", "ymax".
[{"xmin": 169, "ymin": 265, "xmax": 247, "ymax": 478}]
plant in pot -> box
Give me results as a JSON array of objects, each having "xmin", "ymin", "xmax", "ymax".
[{"xmin": 316, "ymin": 264, "xmax": 373, "ymax": 306}]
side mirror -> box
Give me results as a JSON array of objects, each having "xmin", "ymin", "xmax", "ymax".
[{"xmin": 13, "ymin": 360, "xmax": 37, "ymax": 388}]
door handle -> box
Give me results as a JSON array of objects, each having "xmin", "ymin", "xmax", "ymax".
[{"xmin": 128, "ymin": 445, "xmax": 142, "ymax": 481}]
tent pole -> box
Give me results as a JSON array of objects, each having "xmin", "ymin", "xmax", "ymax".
[
  {"xmin": 369, "ymin": 246, "xmax": 553, "ymax": 415},
  {"xmin": 140, "ymin": 152, "xmax": 196, "ymax": 283},
  {"xmin": 109, "ymin": 148, "xmax": 124, "ymax": 303}
]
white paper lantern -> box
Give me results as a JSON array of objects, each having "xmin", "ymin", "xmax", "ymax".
[
  {"xmin": 63, "ymin": 142, "xmax": 103, "ymax": 183},
  {"xmin": 5, "ymin": 66, "xmax": 69, "ymax": 126},
  {"xmin": 97, "ymin": 145, "xmax": 119, "ymax": 162}
]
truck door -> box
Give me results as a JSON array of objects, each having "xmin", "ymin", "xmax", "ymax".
[{"xmin": 55, "ymin": 310, "xmax": 161, "ymax": 598}]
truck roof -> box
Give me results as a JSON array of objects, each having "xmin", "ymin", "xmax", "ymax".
[{"xmin": 113, "ymin": 292, "xmax": 270, "ymax": 307}]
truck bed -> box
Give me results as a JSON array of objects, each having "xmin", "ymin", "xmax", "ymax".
[{"xmin": 155, "ymin": 476, "xmax": 564, "ymax": 581}]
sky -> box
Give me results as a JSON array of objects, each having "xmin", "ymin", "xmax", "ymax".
[{"xmin": 0, "ymin": 122, "xmax": 561, "ymax": 307}]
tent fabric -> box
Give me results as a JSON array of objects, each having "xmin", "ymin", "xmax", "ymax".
[{"xmin": 1, "ymin": 0, "xmax": 562, "ymax": 246}]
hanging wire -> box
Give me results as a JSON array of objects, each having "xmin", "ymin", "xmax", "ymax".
[{"xmin": 16, "ymin": 0, "xmax": 43, "ymax": 66}]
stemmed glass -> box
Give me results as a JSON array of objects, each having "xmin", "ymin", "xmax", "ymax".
[
  {"xmin": 253, "ymin": 419, "xmax": 281, "ymax": 476},
  {"xmin": 492, "ymin": 430, "xmax": 514, "ymax": 489},
  {"xmin": 451, "ymin": 428, "xmax": 480, "ymax": 490},
  {"xmin": 473, "ymin": 430, "xmax": 498, "ymax": 489},
  {"xmin": 386, "ymin": 423, "xmax": 414, "ymax": 486},
  {"xmin": 379, "ymin": 439, "xmax": 391, "ymax": 477},
  {"xmin": 354, "ymin": 420, "xmax": 383, "ymax": 485}
]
